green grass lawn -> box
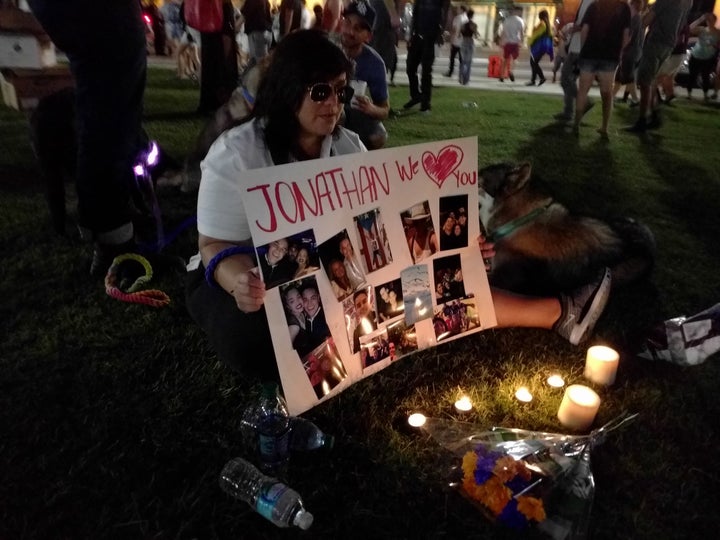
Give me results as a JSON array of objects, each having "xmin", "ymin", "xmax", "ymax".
[{"xmin": 1, "ymin": 68, "xmax": 719, "ymax": 539}]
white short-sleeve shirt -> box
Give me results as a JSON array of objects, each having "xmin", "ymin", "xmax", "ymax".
[
  {"xmin": 500, "ymin": 15, "xmax": 525, "ymax": 45},
  {"xmin": 197, "ymin": 119, "xmax": 366, "ymax": 243}
]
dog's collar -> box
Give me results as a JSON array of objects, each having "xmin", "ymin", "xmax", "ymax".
[
  {"xmin": 241, "ymin": 85, "xmax": 255, "ymax": 107},
  {"xmin": 487, "ymin": 200, "xmax": 553, "ymax": 242}
]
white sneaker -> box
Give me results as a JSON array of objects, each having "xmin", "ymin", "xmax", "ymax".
[{"xmin": 554, "ymin": 268, "xmax": 612, "ymax": 345}]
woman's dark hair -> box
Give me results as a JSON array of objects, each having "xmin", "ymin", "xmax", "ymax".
[
  {"xmin": 251, "ymin": 30, "xmax": 354, "ymax": 165},
  {"xmin": 539, "ymin": 10, "xmax": 549, "ymax": 22}
]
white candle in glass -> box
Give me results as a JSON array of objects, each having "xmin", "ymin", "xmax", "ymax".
[
  {"xmin": 454, "ymin": 396, "xmax": 473, "ymax": 412},
  {"xmin": 557, "ymin": 384, "xmax": 601, "ymax": 431},
  {"xmin": 515, "ymin": 386, "xmax": 533, "ymax": 403},
  {"xmin": 584, "ymin": 346, "xmax": 620, "ymax": 386}
]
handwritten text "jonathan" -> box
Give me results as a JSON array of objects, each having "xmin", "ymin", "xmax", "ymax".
[{"xmin": 247, "ymin": 164, "xmax": 391, "ymax": 232}]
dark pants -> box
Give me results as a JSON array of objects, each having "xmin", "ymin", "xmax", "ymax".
[
  {"xmin": 406, "ymin": 33, "xmax": 437, "ymax": 107},
  {"xmin": 185, "ymin": 265, "xmax": 280, "ymax": 382},
  {"xmin": 27, "ymin": 0, "xmax": 146, "ymax": 244},
  {"xmin": 687, "ymin": 55, "xmax": 716, "ymax": 95},
  {"xmin": 530, "ymin": 54, "xmax": 546, "ymax": 83},
  {"xmin": 447, "ymin": 44, "xmax": 461, "ymax": 75},
  {"xmin": 198, "ymin": 5, "xmax": 239, "ymax": 114}
]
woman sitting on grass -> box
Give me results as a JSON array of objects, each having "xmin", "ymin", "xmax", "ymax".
[{"xmin": 185, "ymin": 29, "xmax": 612, "ymax": 381}]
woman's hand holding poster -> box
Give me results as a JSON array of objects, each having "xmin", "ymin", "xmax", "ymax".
[{"xmin": 241, "ymin": 137, "xmax": 496, "ymax": 415}]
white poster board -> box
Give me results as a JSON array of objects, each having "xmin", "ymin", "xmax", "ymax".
[{"xmin": 241, "ymin": 137, "xmax": 496, "ymax": 415}]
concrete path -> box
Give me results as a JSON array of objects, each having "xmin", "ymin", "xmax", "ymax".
[{"xmin": 144, "ymin": 48, "xmax": 603, "ymax": 99}]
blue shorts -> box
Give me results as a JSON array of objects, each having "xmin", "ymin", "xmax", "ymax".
[{"xmin": 578, "ymin": 58, "xmax": 619, "ymax": 73}]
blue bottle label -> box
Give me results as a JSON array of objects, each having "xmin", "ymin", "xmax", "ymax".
[
  {"xmin": 256, "ymin": 483, "xmax": 288, "ymax": 520},
  {"xmin": 258, "ymin": 415, "xmax": 290, "ymax": 464}
]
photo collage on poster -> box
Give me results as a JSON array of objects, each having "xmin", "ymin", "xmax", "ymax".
[{"xmin": 261, "ymin": 191, "xmax": 481, "ymax": 389}]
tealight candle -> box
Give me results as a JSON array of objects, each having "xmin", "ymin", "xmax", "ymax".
[
  {"xmin": 515, "ymin": 386, "xmax": 533, "ymax": 403},
  {"xmin": 454, "ymin": 396, "xmax": 473, "ymax": 412},
  {"xmin": 546, "ymin": 374, "xmax": 565, "ymax": 388},
  {"xmin": 408, "ymin": 413, "xmax": 427, "ymax": 427},
  {"xmin": 584, "ymin": 346, "xmax": 620, "ymax": 386},
  {"xmin": 557, "ymin": 384, "xmax": 601, "ymax": 431}
]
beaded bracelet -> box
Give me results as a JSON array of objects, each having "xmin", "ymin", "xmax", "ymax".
[
  {"xmin": 104, "ymin": 253, "xmax": 171, "ymax": 308},
  {"xmin": 205, "ymin": 245, "xmax": 255, "ymax": 289}
]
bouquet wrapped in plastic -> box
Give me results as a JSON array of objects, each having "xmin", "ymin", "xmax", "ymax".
[
  {"xmin": 416, "ymin": 412, "xmax": 637, "ymax": 539},
  {"xmin": 638, "ymin": 302, "xmax": 720, "ymax": 366}
]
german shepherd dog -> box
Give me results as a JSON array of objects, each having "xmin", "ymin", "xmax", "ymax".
[
  {"xmin": 478, "ymin": 162, "xmax": 656, "ymax": 296},
  {"xmin": 180, "ymin": 60, "xmax": 266, "ymax": 193}
]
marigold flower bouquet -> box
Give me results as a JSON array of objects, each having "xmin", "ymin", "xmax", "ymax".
[
  {"xmin": 417, "ymin": 413, "xmax": 637, "ymax": 538},
  {"xmin": 460, "ymin": 442, "xmax": 546, "ymax": 528}
]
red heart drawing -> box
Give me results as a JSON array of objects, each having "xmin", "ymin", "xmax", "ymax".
[{"xmin": 421, "ymin": 145, "xmax": 464, "ymax": 188}]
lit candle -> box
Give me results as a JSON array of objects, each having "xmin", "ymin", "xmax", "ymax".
[
  {"xmin": 408, "ymin": 413, "xmax": 427, "ymax": 427},
  {"xmin": 454, "ymin": 396, "xmax": 473, "ymax": 412},
  {"xmin": 557, "ymin": 384, "xmax": 601, "ymax": 431},
  {"xmin": 515, "ymin": 386, "xmax": 533, "ymax": 403},
  {"xmin": 546, "ymin": 374, "xmax": 565, "ymax": 388},
  {"xmin": 584, "ymin": 346, "xmax": 620, "ymax": 386}
]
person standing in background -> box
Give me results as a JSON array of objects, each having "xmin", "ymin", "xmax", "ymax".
[
  {"xmin": 161, "ymin": 0, "xmax": 183, "ymax": 58},
  {"xmin": 198, "ymin": 0, "xmax": 239, "ymax": 115},
  {"xmin": 279, "ymin": 0, "xmax": 303, "ymax": 38},
  {"xmin": 573, "ymin": 0, "xmax": 630, "ymax": 137},
  {"xmin": 321, "ymin": 0, "xmax": 343, "ymax": 40},
  {"xmin": 625, "ymin": 0, "xmax": 692, "ymax": 132},
  {"xmin": 685, "ymin": 13, "xmax": 720, "ymax": 101},
  {"xmin": 655, "ymin": 21, "xmax": 689, "ymax": 104},
  {"xmin": 145, "ymin": 1, "xmax": 167, "ymax": 56},
  {"xmin": 612, "ymin": 0, "xmax": 644, "ymax": 106},
  {"xmin": 525, "ymin": 9, "xmax": 553, "ymax": 86},
  {"xmin": 370, "ymin": 0, "xmax": 400, "ymax": 87},
  {"xmin": 26, "ymin": 0, "xmax": 147, "ymax": 275},
  {"xmin": 444, "ymin": 4, "xmax": 467, "ymax": 78},
  {"xmin": 241, "ymin": 0, "xmax": 272, "ymax": 66},
  {"xmin": 553, "ymin": 0, "xmax": 594, "ymax": 123},
  {"xmin": 497, "ymin": 5, "xmax": 525, "ymax": 83},
  {"xmin": 551, "ymin": 20, "xmax": 571, "ymax": 83},
  {"xmin": 402, "ymin": 0, "xmax": 450, "ymax": 113},
  {"xmin": 458, "ymin": 8, "xmax": 477, "ymax": 86},
  {"xmin": 300, "ymin": 0, "xmax": 313, "ymax": 29},
  {"xmin": 312, "ymin": 3, "xmax": 323, "ymax": 29}
]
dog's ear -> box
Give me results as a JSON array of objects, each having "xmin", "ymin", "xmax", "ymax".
[{"xmin": 504, "ymin": 162, "xmax": 532, "ymax": 194}]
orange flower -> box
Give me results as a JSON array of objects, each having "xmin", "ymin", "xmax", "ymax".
[
  {"xmin": 516, "ymin": 461, "xmax": 532, "ymax": 481},
  {"xmin": 462, "ymin": 476, "xmax": 484, "ymax": 502},
  {"xmin": 482, "ymin": 476, "xmax": 512, "ymax": 516},
  {"xmin": 492, "ymin": 456, "xmax": 517, "ymax": 483},
  {"xmin": 462, "ymin": 451, "xmax": 477, "ymax": 480},
  {"xmin": 517, "ymin": 495, "xmax": 546, "ymax": 522}
]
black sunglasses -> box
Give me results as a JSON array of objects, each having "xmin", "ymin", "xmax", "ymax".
[{"xmin": 307, "ymin": 82, "xmax": 354, "ymax": 104}]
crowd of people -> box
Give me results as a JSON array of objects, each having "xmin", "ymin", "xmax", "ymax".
[{"xmin": 19, "ymin": 0, "xmax": 717, "ymax": 385}]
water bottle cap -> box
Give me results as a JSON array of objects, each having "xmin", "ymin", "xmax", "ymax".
[{"xmin": 293, "ymin": 508, "xmax": 314, "ymax": 530}]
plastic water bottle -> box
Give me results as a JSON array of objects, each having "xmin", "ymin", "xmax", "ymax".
[
  {"xmin": 241, "ymin": 383, "xmax": 291, "ymax": 474},
  {"xmin": 289, "ymin": 417, "xmax": 335, "ymax": 452},
  {"xmin": 219, "ymin": 457, "xmax": 314, "ymax": 530},
  {"xmin": 461, "ymin": 101, "xmax": 478, "ymax": 108}
]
